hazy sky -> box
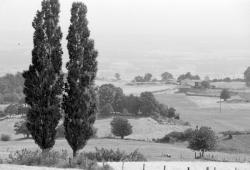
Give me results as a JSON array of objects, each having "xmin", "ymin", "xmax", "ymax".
[{"xmin": 0, "ymin": 0, "xmax": 250, "ymax": 79}]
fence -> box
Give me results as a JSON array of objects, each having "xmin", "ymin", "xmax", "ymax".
[{"xmin": 102, "ymin": 162, "xmax": 250, "ymax": 170}]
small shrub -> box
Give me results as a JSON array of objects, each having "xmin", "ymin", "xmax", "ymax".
[
  {"xmin": 7, "ymin": 149, "xmax": 113, "ymax": 169},
  {"xmin": 1, "ymin": 134, "xmax": 11, "ymax": 141},
  {"xmin": 110, "ymin": 117, "xmax": 132, "ymax": 139},
  {"xmin": 83, "ymin": 148, "xmax": 146, "ymax": 162},
  {"xmin": 8, "ymin": 149, "xmax": 68, "ymax": 166},
  {"xmin": 156, "ymin": 135, "xmax": 171, "ymax": 143}
]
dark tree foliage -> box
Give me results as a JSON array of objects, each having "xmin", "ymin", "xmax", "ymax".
[
  {"xmin": 201, "ymin": 81, "xmax": 210, "ymax": 89},
  {"xmin": 143, "ymin": 73, "xmax": 153, "ymax": 82},
  {"xmin": 177, "ymin": 72, "xmax": 200, "ymax": 82},
  {"xmin": 22, "ymin": 0, "xmax": 64, "ymax": 151},
  {"xmin": 220, "ymin": 89, "xmax": 230, "ymax": 101},
  {"xmin": 189, "ymin": 127, "xmax": 216, "ymax": 153},
  {"xmin": 123, "ymin": 95, "xmax": 141, "ymax": 114},
  {"xmin": 134, "ymin": 76, "xmax": 144, "ymax": 82},
  {"xmin": 139, "ymin": 92, "xmax": 159, "ymax": 115},
  {"xmin": 244, "ymin": 67, "xmax": 250, "ymax": 87},
  {"xmin": 98, "ymin": 84, "xmax": 116, "ymax": 109},
  {"xmin": 111, "ymin": 117, "xmax": 132, "ymax": 139},
  {"xmin": 63, "ymin": 2, "xmax": 98, "ymax": 157},
  {"xmin": 161, "ymin": 72, "xmax": 174, "ymax": 81}
]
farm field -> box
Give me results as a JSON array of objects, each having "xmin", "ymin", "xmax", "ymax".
[
  {"xmin": 217, "ymin": 135, "xmax": 250, "ymax": 155},
  {"xmin": 0, "ymin": 117, "xmax": 187, "ymax": 141},
  {"xmin": 155, "ymin": 93, "xmax": 250, "ymax": 132},
  {"xmin": 96, "ymin": 80, "xmax": 177, "ymax": 95}
]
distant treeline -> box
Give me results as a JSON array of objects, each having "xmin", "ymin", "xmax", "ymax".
[
  {"xmin": 98, "ymin": 84, "xmax": 179, "ymax": 119},
  {"xmin": 0, "ymin": 72, "xmax": 24, "ymax": 104}
]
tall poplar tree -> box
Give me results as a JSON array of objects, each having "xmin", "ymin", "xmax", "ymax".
[
  {"xmin": 23, "ymin": 0, "xmax": 63, "ymax": 152},
  {"xmin": 63, "ymin": 2, "xmax": 98, "ymax": 157}
]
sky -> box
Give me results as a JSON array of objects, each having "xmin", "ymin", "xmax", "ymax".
[{"xmin": 0, "ymin": 0, "xmax": 249, "ymax": 80}]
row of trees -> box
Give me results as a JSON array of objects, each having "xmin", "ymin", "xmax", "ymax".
[
  {"xmin": 23, "ymin": 0, "xmax": 97, "ymax": 157},
  {"xmin": 98, "ymin": 84, "xmax": 179, "ymax": 118}
]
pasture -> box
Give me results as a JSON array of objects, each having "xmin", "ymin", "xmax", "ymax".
[{"xmin": 155, "ymin": 93, "xmax": 250, "ymax": 132}]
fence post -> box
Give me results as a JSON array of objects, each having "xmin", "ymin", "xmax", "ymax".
[
  {"xmin": 164, "ymin": 165, "xmax": 166, "ymax": 170},
  {"xmin": 206, "ymin": 167, "xmax": 209, "ymax": 170},
  {"xmin": 122, "ymin": 162, "xmax": 124, "ymax": 170},
  {"xmin": 187, "ymin": 167, "xmax": 190, "ymax": 170},
  {"xmin": 143, "ymin": 163, "xmax": 145, "ymax": 170}
]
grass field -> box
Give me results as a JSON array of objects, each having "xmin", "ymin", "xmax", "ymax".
[
  {"xmin": 217, "ymin": 135, "xmax": 250, "ymax": 155},
  {"xmin": 155, "ymin": 93, "xmax": 250, "ymax": 132}
]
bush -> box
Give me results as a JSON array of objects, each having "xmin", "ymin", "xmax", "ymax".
[
  {"xmin": 83, "ymin": 148, "xmax": 147, "ymax": 162},
  {"xmin": 7, "ymin": 149, "xmax": 113, "ymax": 170},
  {"xmin": 189, "ymin": 126, "xmax": 216, "ymax": 152},
  {"xmin": 1, "ymin": 134, "xmax": 11, "ymax": 141},
  {"xmin": 183, "ymin": 128, "xmax": 194, "ymax": 140},
  {"xmin": 8, "ymin": 149, "xmax": 68, "ymax": 166},
  {"xmin": 156, "ymin": 135, "xmax": 171, "ymax": 143},
  {"xmin": 156, "ymin": 129, "xmax": 194, "ymax": 143},
  {"xmin": 110, "ymin": 117, "xmax": 132, "ymax": 139}
]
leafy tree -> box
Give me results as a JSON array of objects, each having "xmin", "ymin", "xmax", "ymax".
[
  {"xmin": 177, "ymin": 72, "xmax": 200, "ymax": 82},
  {"xmin": 201, "ymin": 81, "xmax": 210, "ymax": 89},
  {"xmin": 144, "ymin": 73, "xmax": 153, "ymax": 82},
  {"xmin": 63, "ymin": 2, "xmax": 98, "ymax": 157},
  {"xmin": 189, "ymin": 127, "xmax": 216, "ymax": 156},
  {"xmin": 168, "ymin": 107, "xmax": 176, "ymax": 118},
  {"xmin": 111, "ymin": 117, "xmax": 132, "ymax": 139},
  {"xmin": 220, "ymin": 89, "xmax": 230, "ymax": 101},
  {"xmin": 244, "ymin": 67, "xmax": 250, "ymax": 87},
  {"xmin": 99, "ymin": 103, "xmax": 114, "ymax": 117},
  {"xmin": 114, "ymin": 73, "xmax": 121, "ymax": 80},
  {"xmin": 98, "ymin": 84, "xmax": 116, "ymax": 109},
  {"xmin": 134, "ymin": 76, "xmax": 144, "ymax": 82},
  {"xmin": 139, "ymin": 92, "xmax": 159, "ymax": 115},
  {"xmin": 22, "ymin": 0, "xmax": 64, "ymax": 152},
  {"xmin": 161, "ymin": 72, "xmax": 173, "ymax": 81},
  {"xmin": 14, "ymin": 120, "xmax": 30, "ymax": 138}
]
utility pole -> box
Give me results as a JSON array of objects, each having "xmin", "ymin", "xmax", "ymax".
[{"xmin": 219, "ymin": 97, "xmax": 221, "ymax": 113}]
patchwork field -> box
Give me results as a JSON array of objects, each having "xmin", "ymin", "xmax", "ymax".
[{"xmin": 155, "ymin": 93, "xmax": 250, "ymax": 132}]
